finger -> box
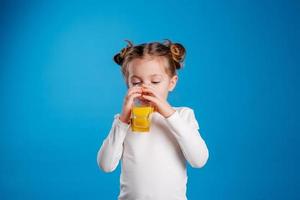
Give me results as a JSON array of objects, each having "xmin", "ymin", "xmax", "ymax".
[
  {"xmin": 127, "ymin": 87, "xmax": 142, "ymax": 96},
  {"xmin": 131, "ymin": 85, "xmax": 143, "ymax": 90},
  {"xmin": 127, "ymin": 93, "xmax": 142, "ymax": 105},
  {"xmin": 129, "ymin": 85, "xmax": 142, "ymax": 93},
  {"xmin": 142, "ymin": 87, "xmax": 159, "ymax": 98},
  {"xmin": 141, "ymin": 94, "xmax": 159, "ymax": 105}
]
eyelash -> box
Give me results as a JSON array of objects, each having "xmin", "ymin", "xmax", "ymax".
[{"xmin": 132, "ymin": 82, "xmax": 160, "ymax": 85}]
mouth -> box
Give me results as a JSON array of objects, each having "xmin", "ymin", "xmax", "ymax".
[
  {"xmin": 136, "ymin": 97, "xmax": 151, "ymax": 106},
  {"xmin": 140, "ymin": 99, "xmax": 151, "ymax": 105}
]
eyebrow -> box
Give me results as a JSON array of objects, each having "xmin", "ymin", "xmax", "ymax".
[{"xmin": 130, "ymin": 74, "xmax": 163, "ymax": 80}]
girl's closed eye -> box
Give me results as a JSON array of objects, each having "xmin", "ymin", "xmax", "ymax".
[
  {"xmin": 152, "ymin": 81, "xmax": 160, "ymax": 84},
  {"xmin": 132, "ymin": 82, "xmax": 141, "ymax": 86}
]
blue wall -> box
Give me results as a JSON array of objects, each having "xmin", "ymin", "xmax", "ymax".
[{"xmin": 1, "ymin": 0, "xmax": 299, "ymax": 199}]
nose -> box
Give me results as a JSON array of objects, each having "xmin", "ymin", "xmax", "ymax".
[{"xmin": 142, "ymin": 83, "xmax": 150, "ymax": 87}]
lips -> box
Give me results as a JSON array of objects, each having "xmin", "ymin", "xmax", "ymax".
[
  {"xmin": 135, "ymin": 96, "xmax": 151, "ymax": 105},
  {"xmin": 139, "ymin": 99, "xmax": 151, "ymax": 105},
  {"xmin": 142, "ymin": 100, "xmax": 151, "ymax": 104}
]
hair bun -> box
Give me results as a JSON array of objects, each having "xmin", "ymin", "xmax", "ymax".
[
  {"xmin": 170, "ymin": 43, "xmax": 185, "ymax": 69},
  {"xmin": 113, "ymin": 53, "xmax": 123, "ymax": 65},
  {"xmin": 113, "ymin": 40, "xmax": 134, "ymax": 66},
  {"xmin": 163, "ymin": 39, "xmax": 186, "ymax": 70}
]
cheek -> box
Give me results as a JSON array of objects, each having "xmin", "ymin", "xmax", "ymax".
[
  {"xmin": 128, "ymin": 83, "xmax": 133, "ymax": 88},
  {"xmin": 154, "ymin": 83, "xmax": 169, "ymax": 96}
]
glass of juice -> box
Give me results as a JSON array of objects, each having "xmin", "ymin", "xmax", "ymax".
[{"xmin": 131, "ymin": 98, "xmax": 154, "ymax": 133}]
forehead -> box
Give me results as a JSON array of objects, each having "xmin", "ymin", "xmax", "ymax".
[{"xmin": 127, "ymin": 57, "xmax": 168, "ymax": 79}]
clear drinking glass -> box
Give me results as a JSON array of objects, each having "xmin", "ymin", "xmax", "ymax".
[{"xmin": 131, "ymin": 98, "xmax": 154, "ymax": 133}]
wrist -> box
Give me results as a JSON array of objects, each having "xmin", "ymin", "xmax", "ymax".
[
  {"xmin": 119, "ymin": 114, "xmax": 130, "ymax": 124},
  {"xmin": 162, "ymin": 107, "xmax": 176, "ymax": 118}
]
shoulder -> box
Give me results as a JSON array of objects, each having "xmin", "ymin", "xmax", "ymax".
[
  {"xmin": 173, "ymin": 106, "xmax": 195, "ymax": 116},
  {"xmin": 172, "ymin": 106, "xmax": 200, "ymax": 129}
]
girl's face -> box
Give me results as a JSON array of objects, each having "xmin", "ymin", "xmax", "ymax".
[{"xmin": 127, "ymin": 57, "xmax": 178, "ymax": 100}]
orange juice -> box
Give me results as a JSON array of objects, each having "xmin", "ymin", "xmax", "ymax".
[{"xmin": 131, "ymin": 106, "xmax": 154, "ymax": 133}]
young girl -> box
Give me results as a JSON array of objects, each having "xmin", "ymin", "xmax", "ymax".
[{"xmin": 97, "ymin": 39, "xmax": 209, "ymax": 200}]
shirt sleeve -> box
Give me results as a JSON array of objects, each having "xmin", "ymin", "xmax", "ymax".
[
  {"xmin": 97, "ymin": 114, "xmax": 130, "ymax": 173},
  {"xmin": 165, "ymin": 107, "xmax": 209, "ymax": 168}
]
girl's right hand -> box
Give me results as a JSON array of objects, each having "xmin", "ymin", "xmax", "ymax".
[{"xmin": 119, "ymin": 86, "xmax": 142, "ymax": 124}]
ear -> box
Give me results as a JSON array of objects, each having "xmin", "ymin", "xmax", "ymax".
[{"xmin": 168, "ymin": 75, "xmax": 178, "ymax": 92}]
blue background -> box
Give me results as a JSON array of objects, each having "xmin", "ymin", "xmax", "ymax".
[{"xmin": 1, "ymin": 0, "xmax": 299, "ymax": 199}]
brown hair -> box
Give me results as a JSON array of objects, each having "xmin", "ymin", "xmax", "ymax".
[{"xmin": 113, "ymin": 39, "xmax": 186, "ymax": 83}]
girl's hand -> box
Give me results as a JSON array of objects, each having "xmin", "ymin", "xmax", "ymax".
[
  {"xmin": 119, "ymin": 86, "xmax": 142, "ymax": 124},
  {"xmin": 140, "ymin": 85, "xmax": 176, "ymax": 118}
]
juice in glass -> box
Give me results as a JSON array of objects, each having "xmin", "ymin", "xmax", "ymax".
[{"xmin": 131, "ymin": 99, "xmax": 154, "ymax": 133}]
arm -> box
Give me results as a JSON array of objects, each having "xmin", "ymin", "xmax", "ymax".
[
  {"xmin": 165, "ymin": 107, "xmax": 209, "ymax": 168},
  {"xmin": 97, "ymin": 114, "xmax": 130, "ymax": 173}
]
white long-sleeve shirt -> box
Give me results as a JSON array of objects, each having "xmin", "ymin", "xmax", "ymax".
[{"xmin": 97, "ymin": 107, "xmax": 209, "ymax": 200}]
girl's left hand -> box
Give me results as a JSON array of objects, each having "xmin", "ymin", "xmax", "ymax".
[{"xmin": 140, "ymin": 85, "xmax": 176, "ymax": 118}]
